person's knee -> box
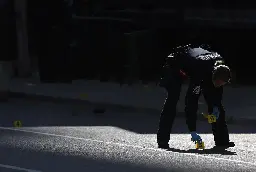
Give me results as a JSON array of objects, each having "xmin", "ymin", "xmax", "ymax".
[{"xmin": 166, "ymin": 88, "xmax": 181, "ymax": 103}]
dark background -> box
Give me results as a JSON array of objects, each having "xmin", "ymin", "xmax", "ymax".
[
  {"xmin": 0, "ymin": 0, "xmax": 17, "ymax": 61},
  {"xmin": 23, "ymin": 0, "xmax": 256, "ymax": 84}
]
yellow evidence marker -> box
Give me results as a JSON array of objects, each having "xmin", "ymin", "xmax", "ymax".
[
  {"xmin": 195, "ymin": 141, "xmax": 205, "ymax": 149},
  {"xmin": 203, "ymin": 113, "xmax": 217, "ymax": 124},
  {"xmin": 13, "ymin": 120, "xmax": 22, "ymax": 127}
]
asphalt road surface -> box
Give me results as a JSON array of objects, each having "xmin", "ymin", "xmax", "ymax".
[{"xmin": 0, "ymin": 99, "xmax": 256, "ymax": 172}]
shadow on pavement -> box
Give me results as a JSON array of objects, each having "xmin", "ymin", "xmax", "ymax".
[
  {"xmin": 167, "ymin": 147, "xmax": 237, "ymax": 155},
  {"xmin": 0, "ymin": 99, "xmax": 256, "ymax": 134},
  {"xmin": 0, "ymin": 146, "xmax": 172, "ymax": 172}
]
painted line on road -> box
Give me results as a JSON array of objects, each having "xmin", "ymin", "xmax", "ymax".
[
  {"xmin": 0, "ymin": 127, "xmax": 255, "ymax": 167},
  {"xmin": 230, "ymin": 145, "xmax": 256, "ymax": 153},
  {"xmin": 0, "ymin": 163, "xmax": 42, "ymax": 172}
]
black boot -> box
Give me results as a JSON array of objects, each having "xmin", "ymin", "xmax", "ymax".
[
  {"xmin": 215, "ymin": 142, "xmax": 235, "ymax": 148},
  {"xmin": 158, "ymin": 142, "xmax": 170, "ymax": 149}
]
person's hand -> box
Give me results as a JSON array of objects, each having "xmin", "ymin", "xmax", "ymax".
[
  {"xmin": 212, "ymin": 106, "xmax": 220, "ymax": 119},
  {"xmin": 191, "ymin": 132, "xmax": 202, "ymax": 143}
]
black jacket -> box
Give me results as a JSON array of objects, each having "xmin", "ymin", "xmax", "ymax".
[
  {"xmin": 164, "ymin": 45, "xmax": 223, "ymax": 80},
  {"xmin": 160, "ymin": 44, "xmax": 224, "ymax": 87}
]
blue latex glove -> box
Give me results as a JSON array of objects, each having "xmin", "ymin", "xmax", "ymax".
[
  {"xmin": 191, "ymin": 132, "xmax": 202, "ymax": 143},
  {"xmin": 212, "ymin": 107, "xmax": 220, "ymax": 119}
]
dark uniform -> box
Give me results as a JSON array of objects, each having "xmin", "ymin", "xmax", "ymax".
[{"xmin": 157, "ymin": 44, "xmax": 230, "ymax": 146}]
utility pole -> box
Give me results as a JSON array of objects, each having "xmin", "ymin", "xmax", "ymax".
[{"xmin": 15, "ymin": 0, "xmax": 31, "ymax": 77}]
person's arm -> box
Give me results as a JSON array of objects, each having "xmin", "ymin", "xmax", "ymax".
[
  {"xmin": 185, "ymin": 77, "xmax": 205, "ymax": 142},
  {"xmin": 185, "ymin": 76, "xmax": 203, "ymax": 131}
]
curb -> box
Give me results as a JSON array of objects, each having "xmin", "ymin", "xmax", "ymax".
[
  {"xmin": 9, "ymin": 91, "xmax": 256, "ymax": 127},
  {"xmin": 8, "ymin": 91, "xmax": 161, "ymax": 115}
]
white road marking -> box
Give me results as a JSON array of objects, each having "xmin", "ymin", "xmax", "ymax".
[
  {"xmin": 0, "ymin": 127, "xmax": 255, "ymax": 167},
  {"xmin": 0, "ymin": 163, "xmax": 42, "ymax": 172}
]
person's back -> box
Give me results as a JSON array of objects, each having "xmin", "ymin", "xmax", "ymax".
[{"xmin": 166, "ymin": 44, "xmax": 223, "ymax": 79}]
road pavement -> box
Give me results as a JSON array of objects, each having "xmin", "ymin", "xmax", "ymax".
[{"xmin": 0, "ymin": 99, "xmax": 256, "ymax": 172}]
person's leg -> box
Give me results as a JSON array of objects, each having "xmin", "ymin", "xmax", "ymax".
[
  {"xmin": 202, "ymin": 85, "xmax": 232, "ymax": 146},
  {"xmin": 157, "ymin": 74, "xmax": 182, "ymax": 148}
]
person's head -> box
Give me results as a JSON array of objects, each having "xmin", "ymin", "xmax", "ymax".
[{"xmin": 212, "ymin": 61, "xmax": 231, "ymax": 87}]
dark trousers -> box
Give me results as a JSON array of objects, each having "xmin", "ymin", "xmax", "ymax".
[{"xmin": 157, "ymin": 74, "xmax": 230, "ymax": 145}]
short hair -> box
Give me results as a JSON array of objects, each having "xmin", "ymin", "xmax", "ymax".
[{"xmin": 212, "ymin": 61, "xmax": 231, "ymax": 82}]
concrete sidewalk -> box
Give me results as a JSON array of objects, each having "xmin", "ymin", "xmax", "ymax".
[{"xmin": 8, "ymin": 78, "xmax": 256, "ymax": 126}]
